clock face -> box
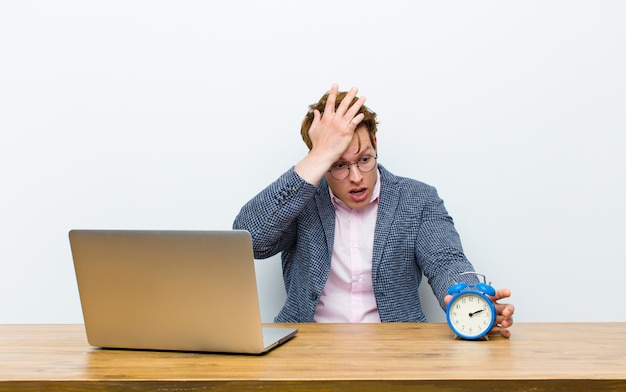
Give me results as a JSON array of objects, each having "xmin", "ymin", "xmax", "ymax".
[{"xmin": 447, "ymin": 292, "xmax": 495, "ymax": 339}]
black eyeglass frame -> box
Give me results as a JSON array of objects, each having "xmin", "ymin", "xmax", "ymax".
[{"xmin": 327, "ymin": 155, "xmax": 378, "ymax": 180}]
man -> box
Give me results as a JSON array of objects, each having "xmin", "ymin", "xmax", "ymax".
[{"xmin": 234, "ymin": 84, "xmax": 514, "ymax": 337}]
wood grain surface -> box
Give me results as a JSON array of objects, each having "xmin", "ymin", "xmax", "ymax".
[{"xmin": 1, "ymin": 323, "xmax": 625, "ymax": 391}]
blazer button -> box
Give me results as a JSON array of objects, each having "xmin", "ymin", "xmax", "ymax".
[{"xmin": 311, "ymin": 292, "xmax": 318, "ymax": 301}]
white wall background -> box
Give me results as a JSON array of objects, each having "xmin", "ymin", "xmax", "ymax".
[{"xmin": 1, "ymin": 1, "xmax": 625, "ymax": 324}]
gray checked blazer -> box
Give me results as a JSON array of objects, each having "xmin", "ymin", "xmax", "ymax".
[{"xmin": 233, "ymin": 164, "xmax": 475, "ymax": 323}]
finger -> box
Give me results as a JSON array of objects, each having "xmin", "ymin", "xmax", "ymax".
[
  {"xmin": 444, "ymin": 294, "xmax": 453, "ymax": 306},
  {"xmin": 492, "ymin": 288, "xmax": 511, "ymax": 301},
  {"xmin": 495, "ymin": 313, "xmax": 513, "ymax": 328},
  {"xmin": 488, "ymin": 325, "xmax": 512, "ymax": 338},
  {"xmin": 345, "ymin": 95, "xmax": 366, "ymax": 122},
  {"xmin": 495, "ymin": 303, "xmax": 515, "ymax": 318},
  {"xmin": 335, "ymin": 86, "xmax": 359, "ymax": 116},
  {"xmin": 347, "ymin": 112, "xmax": 365, "ymax": 131},
  {"xmin": 311, "ymin": 109, "xmax": 321, "ymax": 127},
  {"xmin": 325, "ymin": 84, "xmax": 339, "ymax": 115}
]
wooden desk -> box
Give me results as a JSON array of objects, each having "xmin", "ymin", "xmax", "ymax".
[{"xmin": 1, "ymin": 323, "xmax": 625, "ymax": 391}]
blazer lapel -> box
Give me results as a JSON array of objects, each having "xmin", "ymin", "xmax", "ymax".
[
  {"xmin": 315, "ymin": 180, "xmax": 335, "ymax": 268},
  {"xmin": 372, "ymin": 166, "xmax": 400, "ymax": 282}
]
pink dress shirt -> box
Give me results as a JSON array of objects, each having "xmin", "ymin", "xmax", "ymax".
[{"xmin": 313, "ymin": 170, "xmax": 382, "ymax": 323}]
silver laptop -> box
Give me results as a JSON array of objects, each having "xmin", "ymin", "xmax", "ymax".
[{"xmin": 69, "ymin": 229, "xmax": 297, "ymax": 354}]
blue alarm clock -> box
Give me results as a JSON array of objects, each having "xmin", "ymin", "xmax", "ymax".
[{"xmin": 446, "ymin": 272, "xmax": 497, "ymax": 340}]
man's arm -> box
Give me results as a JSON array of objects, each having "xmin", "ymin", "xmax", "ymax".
[
  {"xmin": 233, "ymin": 167, "xmax": 317, "ymax": 259},
  {"xmin": 235, "ymin": 84, "xmax": 367, "ymax": 258},
  {"xmin": 295, "ymin": 84, "xmax": 366, "ymax": 185}
]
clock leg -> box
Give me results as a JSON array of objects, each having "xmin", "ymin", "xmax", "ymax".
[{"xmin": 453, "ymin": 335, "xmax": 490, "ymax": 341}]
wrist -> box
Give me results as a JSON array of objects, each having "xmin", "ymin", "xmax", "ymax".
[{"xmin": 294, "ymin": 152, "xmax": 332, "ymax": 186}]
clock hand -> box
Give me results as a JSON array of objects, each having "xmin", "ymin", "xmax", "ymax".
[{"xmin": 469, "ymin": 309, "xmax": 485, "ymax": 317}]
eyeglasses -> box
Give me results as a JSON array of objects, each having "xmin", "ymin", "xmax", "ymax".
[{"xmin": 328, "ymin": 155, "xmax": 378, "ymax": 180}]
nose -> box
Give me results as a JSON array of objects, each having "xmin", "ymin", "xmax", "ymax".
[{"xmin": 347, "ymin": 164, "xmax": 364, "ymax": 183}]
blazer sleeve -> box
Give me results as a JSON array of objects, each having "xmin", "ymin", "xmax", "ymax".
[
  {"xmin": 233, "ymin": 167, "xmax": 318, "ymax": 259},
  {"xmin": 414, "ymin": 185, "xmax": 476, "ymax": 309}
]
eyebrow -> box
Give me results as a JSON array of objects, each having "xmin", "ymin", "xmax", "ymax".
[{"xmin": 335, "ymin": 150, "xmax": 375, "ymax": 164}]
